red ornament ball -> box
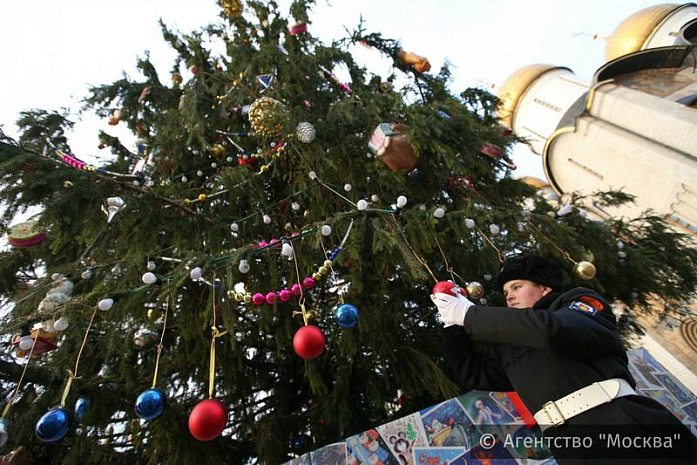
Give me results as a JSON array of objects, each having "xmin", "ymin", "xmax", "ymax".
[
  {"xmin": 188, "ymin": 399, "xmax": 227, "ymax": 441},
  {"xmin": 293, "ymin": 325, "xmax": 325, "ymax": 360},
  {"xmin": 432, "ymin": 281, "xmax": 468, "ymax": 298}
]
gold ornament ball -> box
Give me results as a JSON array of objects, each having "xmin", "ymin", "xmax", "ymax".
[
  {"xmin": 222, "ymin": 0, "xmax": 243, "ymax": 17},
  {"xmin": 172, "ymin": 72, "xmax": 183, "ymax": 86},
  {"xmin": 318, "ymin": 266, "xmax": 328, "ymax": 275},
  {"xmin": 305, "ymin": 309, "xmax": 319, "ymax": 321},
  {"xmin": 235, "ymin": 293, "xmax": 244, "ymax": 302},
  {"xmin": 243, "ymin": 294, "xmax": 252, "ymax": 303},
  {"xmin": 323, "ymin": 260, "xmax": 332, "ymax": 268},
  {"xmin": 211, "ymin": 144, "xmax": 226, "ymax": 158},
  {"xmin": 226, "ymin": 290, "xmax": 235, "ymax": 299},
  {"xmin": 466, "ymin": 281, "xmax": 485, "ymax": 300},
  {"xmin": 312, "ymin": 272, "xmax": 322, "ymax": 280},
  {"xmin": 64, "ymin": 181, "xmax": 74, "ymax": 188},
  {"xmin": 248, "ymin": 97, "xmax": 289, "ymax": 136},
  {"xmin": 198, "ymin": 194, "xmax": 207, "ymax": 202},
  {"xmin": 574, "ymin": 261, "xmax": 597, "ymax": 280}
]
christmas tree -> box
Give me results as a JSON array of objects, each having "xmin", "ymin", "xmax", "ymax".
[{"xmin": 1, "ymin": 1, "xmax": 696, "ymax": 463}]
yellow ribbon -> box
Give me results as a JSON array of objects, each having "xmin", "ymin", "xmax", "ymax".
[
  {"xmin": 60, "ymin": 370, "xmax": 79, "ymax": 408},
  {"xmin": 208, "ymin": 326, "xmax": 228, "ymax": 398},
  {"xmin": 151, "ymin": 298, "xmax": 170, "ymax": 388}
]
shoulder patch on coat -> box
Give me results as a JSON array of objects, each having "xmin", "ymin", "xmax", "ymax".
[
  {"xmin": 578, "ymin": 295, "xmax": 604, "ymax": 311},
  {"xmin": 569, "ymin": 301, "xmax": 597, "ymax": 315}
]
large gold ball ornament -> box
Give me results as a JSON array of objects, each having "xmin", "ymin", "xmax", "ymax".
[
  {"xmin": 222, "ymin": 0, "xmax": 243, "ymax": 17},
  {"xmin": 574, "ymin": 261, "xmax": 597, "ymax": 280},
  {"xmin": 248, "ymin": 97, "xmax": 289, "ymax": 136},
  {"xmin": 465, "ymin": 281, "xmax": 485, "ymax": 300},
  {"xmin": 323, "ymin": 260, "xmax": 332, "ymax": 268}
]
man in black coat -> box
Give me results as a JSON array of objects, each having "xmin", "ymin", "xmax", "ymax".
[{"xmin": 431, "ymin": 253, "xmax": 694, "ymax": 464}]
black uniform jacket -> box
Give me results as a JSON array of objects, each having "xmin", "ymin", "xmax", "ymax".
[{"xmin": 440, "ymin": 287, "xmax": 635, "ymax": 416}]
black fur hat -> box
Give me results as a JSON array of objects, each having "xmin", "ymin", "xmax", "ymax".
[{"xmin": 496, "ymin": 254, "xmax": 563, "ymax": 291}]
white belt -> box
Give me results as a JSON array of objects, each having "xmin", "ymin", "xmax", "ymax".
[{"xmin": 534, "ymin": 378, "xmax": 636, "ymax": 431}]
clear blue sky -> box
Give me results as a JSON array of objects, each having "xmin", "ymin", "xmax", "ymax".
[{"xmin": 1, "ymin": 0, "xmax": 664, "ymax": 179}]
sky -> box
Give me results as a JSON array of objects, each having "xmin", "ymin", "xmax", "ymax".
[{"xmin": 0, "ymin": 0, "xmax": 666, "ymax": 180}]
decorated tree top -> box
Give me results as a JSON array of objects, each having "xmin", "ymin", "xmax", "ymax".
[{"xmin": 1, "ymin": 1, "xmax": 696, "ymax": 463}]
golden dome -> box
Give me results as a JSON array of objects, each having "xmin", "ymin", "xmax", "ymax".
[
  {"xmin": 495, "ymin": 65, "xmax": 566, "ymax": 129},
  {"xmin": 517, "ymin": 176, "xmax": 550, "ymax": 190},
  {"xmin": 605, "ymin": 4, "xmax": 686, "ymax": 62}
]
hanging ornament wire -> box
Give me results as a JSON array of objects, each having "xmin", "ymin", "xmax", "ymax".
[
  {"xmin": 208, "ymin": 273, "xmax": 227, "ymax": 399},
  {"xmin": 60, "ymin": 306, "xmax": 99, "ymax": 408}
]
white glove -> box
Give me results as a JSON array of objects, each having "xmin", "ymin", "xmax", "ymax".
[{"xmin": 430, "ymin": 292, "xmax": 474, "ymax": 327}]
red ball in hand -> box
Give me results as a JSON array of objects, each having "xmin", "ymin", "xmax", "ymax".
[
  {"xmin": 188, "ymin": 399, "xmax": 227, "ymax": 441},
  {"xmin": 433, "ymin": 281, "xmax": 468, "ymax": 298},
  {"xmin": 293, "ymin": 325, "xmax": 326, "ymax": 360}
]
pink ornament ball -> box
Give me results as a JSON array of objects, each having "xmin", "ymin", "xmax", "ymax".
[
  {"xmin": 265, "ymin": 292, "xmax": 277, "ymax": 304},
  {"xmin": 188, "ymin": 398, "xmax": 227, "ymax": 441},
  {"xmin": 278, "ymin": 289, "xmax": 292, "ymax": 302},
  {"xmin": 302, "ymin": 277, "xmax": 315, "ymax": 290},
  {"xmin": 291, "ymin": 284, "xmax": 302, "ymax": 296},
  {"xmin": 252, "ymin": 293, "xmax": 266, "ymax": 305},
  {"xmin": 293, "ymin": 325, "xmax": 325, "ymax": 360},
  {"xmin": 258, "ymin": 241, "xmax": 268, "ymax": 248}
]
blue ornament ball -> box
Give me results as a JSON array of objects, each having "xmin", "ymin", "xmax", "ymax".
[
  {"xmin": 335, "ymin": 303, "xmax": 359, "ymax": 328},
  {"xmin": 135, "ymin": 388, "xmax": 167, "ymax": 420},
  {"xmin": 74, "ymin": 397, "xmax": 90, "ymax": 421},
  {"xmin": 35, "ymin": 407, "xmax": 72, "ymax": 442}
]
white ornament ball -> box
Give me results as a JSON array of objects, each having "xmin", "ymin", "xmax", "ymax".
[
  {"xmin": 371, "ymin": 194, "xmax": 379, "ymax": 203},
  {"xmin": 344, "ymin": 184, "xmax": 352, "ymax": 192},
  {"xmin": 489, "ymin": 224, "xmax": 500, "ymax": 235},
  {"xmin": 357, "ymin": 199, "xmax": 368, "ymax": 211},
  {"xmin": 142, "ymin": 272, "xmax": 157, "ymax": 285},
  {"xmin": 81, "ymin": 269, "xmax": 92, "ymax": 280},
  {"xmin": 396, "ymin": 196, "xmax": 408, "ymax": 208},
  {"xmin": 197, "ymin": 170, "xmax": 204, "ymax": 177},
  {"xmin": 263, "ymin": 214, "xmax": 272, "ymax": 224},
  {"xmin": 308, "ymin": 171, "xmax": 317, "ymax": 180},
  {"xmin": 281, "ymin": 243, "xmax": 294, "ymax": 257},
  {"xmin": 291, "ymin": 202, "xmax": 300, "ymax": 211},
  {"xmin": 51, "ymin": 273, "xmax": 63, "ymax": 281},
  {"xmin": 618, "ymin": 251, "xmax": 627, "ymax": 259},
  {"xmin": 190, "ymin": 267, "xmax": 203, "ymax": 280},
  {"xmin": 557, "ymin": 204, "xmax": 573, "ymax": 216},
  {"xmin": 54, "ymin": 317, "xmax": 69, "ymax": 331},
  {"xmin": 418, "ymin": 204, "xmax": 426, "ymax": 211},
  {"xmin": 296, "ymin": 122, "xmax": 316, "ymax": 143},
  {"xmin": 321, "ymin": 225, "xmax": 332, "ymax": 236},
  {"xmin": 18, "ymin": 336, "xmax": 33, "ymax": 351},
  {"xmin": 98, "ymin": 298, "xmax": 114, "ymax": 311},
  {"xmin": 617, "ymin": 241, "xmax": 624, "ymax": 249},
  {"xmin": 433, "ymin": 208, "xmax": 445, "ymax": 218},
  {"xmin": 147, "ymin": 261, "xmax": 156, "ymax": 270},
  {"xmin": 465, "ymin": 218, "xmax": 475, "ymax": 229},
  {"xmin": 238, "ymin": 260, "xmax": 250, "ymax": 274},
  {"xmin": 181, "ymin": 176, "xmax": 188, "ymax": 183},
  {"xmin": 483, "ymin": 274, "xmax": 493, "ymax": 281},
  {"xmin": 230, "ymin": 222, "xmax": 239, "ymax": 232}
]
